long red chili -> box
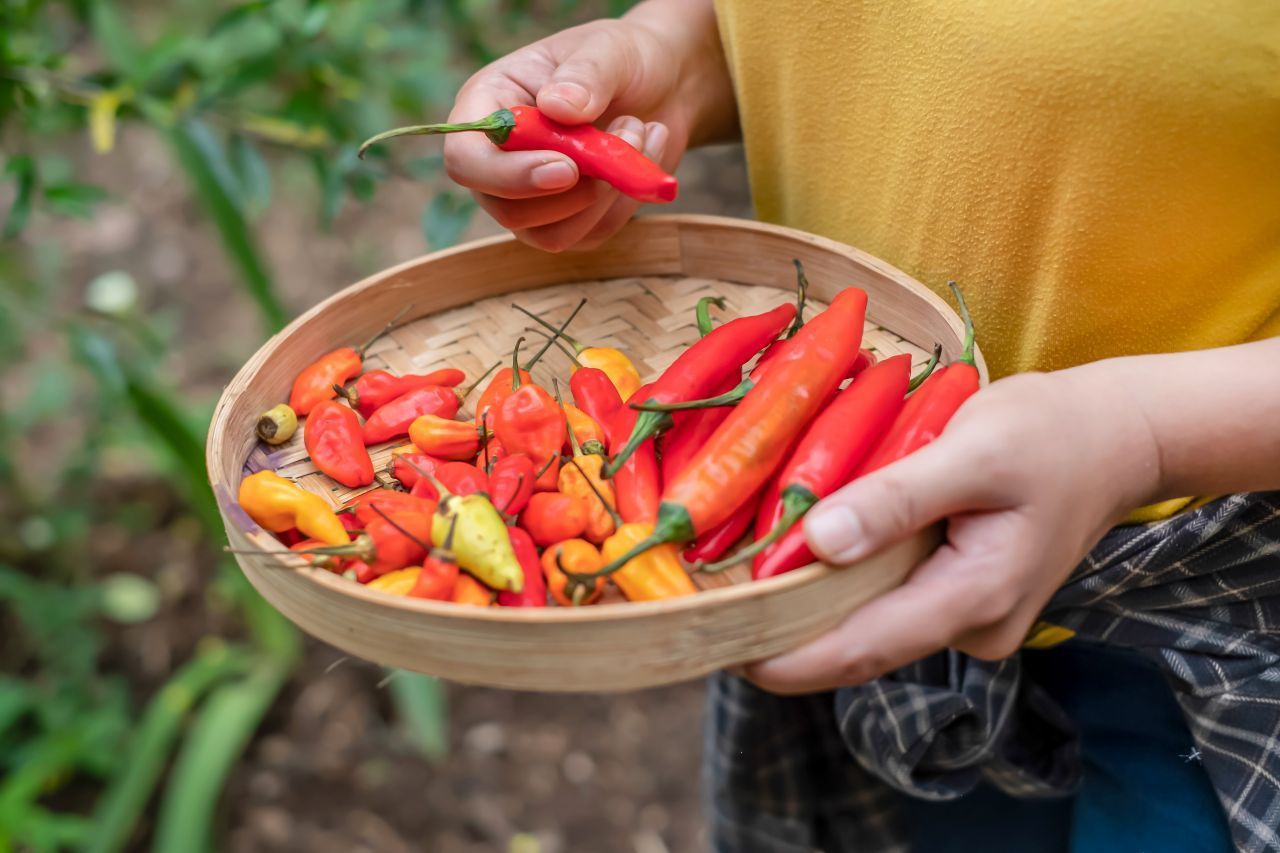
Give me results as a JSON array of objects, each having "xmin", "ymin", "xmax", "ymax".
[
  {"xmin": 361, "ymin": 385, "xmax": 461, "ymax": 446},
  {"xmin": 360, "ymin": 105, "xmax": 678, "ymax": 204},
  {"xmin": 605, "ymin": 302, "xmax": 796, "ymax": 475},
  {"xmin": 570, "ymin": 289, "xmax": 867, "ymax": 589},
  {"xmin": 660, "ymin": 374, "xmax": 738, "ymax": 484},
  {"xmin": 497, "ymin": 526, "xmax": 548, "ymax": 608},
  {"xmin": 855, "ymin": 283, "xmax": 978, "ymax": 477},
  {"xmin": 569, "ymin": 367, "xmax": 624, "ymax": 427},
  {"xmin": 304, "ymin": 400, "xmax": 374, "ymax": 488},
  {"xmin": 337, "ymin": 368, "xmax": 465, "ymax": 417},
  {"xmin": 698, "ymin": 354, "xmax": 911, "ymax": 572},
  {"xmin": 683, "ymin": 491, "xmax": 761, "ymax": 564}
]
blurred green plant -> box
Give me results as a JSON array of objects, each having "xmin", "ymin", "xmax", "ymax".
[{"xmin": 1, "ymin": 1, "xmax": 628, "ymax": 849}]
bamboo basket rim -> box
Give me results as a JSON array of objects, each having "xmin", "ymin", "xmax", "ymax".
[{"xmin": 207, "ymin": 214, "xmax": 987, "ymax": 621}]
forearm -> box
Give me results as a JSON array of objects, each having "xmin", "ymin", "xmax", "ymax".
[
  {"xmin": 626, "ymin": 0, "xmax": 738, "ymax": 146},
  {"xmin": 1068, "ymin": 337, "xmax": 1280, "ymax": 502}
]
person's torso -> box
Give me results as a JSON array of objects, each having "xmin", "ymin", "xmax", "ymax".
[{"xmin": 714, "ymin": 0, "xmax": 1280, "ymax": 379}]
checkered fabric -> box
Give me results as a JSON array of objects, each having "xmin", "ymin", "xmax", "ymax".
[{"xmin": 704, "ymin": 492, "xmax": 1280, "ymax": 852}]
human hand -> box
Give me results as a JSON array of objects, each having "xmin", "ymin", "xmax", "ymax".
[
  {"xmin": 443, "ymin": 0, "xmax": 730, "ymax": 252},
  {"xmin": 743, "ymin": 368, "xmax": 1163, "ymax": 694}
]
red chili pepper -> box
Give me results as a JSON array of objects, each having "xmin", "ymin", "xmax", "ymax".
[
  {"xmin": 855, "ymin": 284, "xmax": 978, "ymax": 477},
  {"xmin": 574, "ymin": 289, "xmax": 868, "ymax": 587},
  {"xmin": 604, "ymin": 405, "xmax": 660, "ymax": 524},
  {"xmin": 360, "ymin": 106, "xmax": 678, "ymax": 204},
  {"xmin": 277, "ymin": 528, "xmax": 306, "ymax": 547},
  {"xmin": 390, "ymin": 450, "xmax": 446, "ymax": 489},
  {"xmin": 849, "ymin": 348, "xmax": 876, "ymax": 379},
  {"xmin": 337, "ymin": 368, "xmax": 466, "ymax": 417},
  {"xmin": 288, "ymin": 311, "xmax": 404, "ymax": 416},
  {"xmin": 474, "ymin": 301, "xmax": 585, "ymax": 431},
  {"xmin": 350, "ymin": 560, "xmax": 377, "ymax": 584},
  {"xmin": 702, "ymin": 354, "xmax": 912, "ymax": 574},
  {"xmin": 362, "ymin": 385, "xmax": 461, "ymax": 446},
  {"xmin": 683, "ymin": 491, "xmax": 762, "ymax": 564},
  {"xmin": 489, "ymin": 454, "xmax": 535, "ymax": 516},
  {"xmin": 304, "ymin": 400, "xmax": 374, "ymax": 488},
  {"xmin": 409, "ymin": 516, "xmax": 460, "ymax": 601},
  {"xmin": 519, "ymin": 492, "xmax": 588, "ymax": 547},
  {"xmin": 569, "ymin": 367, "xmax": 624, "ymax": 427},
  {"xmin": 605, "ymin": 303, "xmax": 795, "ymax": 474},
  {"xmin": 435, "ymin": 461, "xmax": 489, "ymax": 498},
  {"xmin": 347, "ymin": 489, "xmax": 436, "ymax": 526},
  {"xmin": 298, "ymin": 509, "xmax": 432, "ymax": 579},
  {"xmin": 339, "ymin": 512, "xmax": 365, "ymax": 533},
  {"xmin": 497, "ymin": 526, "xmax": 547, "ymax": 607},
  {"xmin": 493, "ymin": 339, "xmax": 566, "ymax": 491}
]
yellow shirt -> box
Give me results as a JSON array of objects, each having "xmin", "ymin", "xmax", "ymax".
[{"xmin": 714, "ymin": 0, "xmax": 1280, "ymax": 522}]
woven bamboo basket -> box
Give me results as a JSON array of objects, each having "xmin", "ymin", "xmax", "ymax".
[{"xmin": 207, "ymin": 214, "xmax": 987, "ymax": 692}]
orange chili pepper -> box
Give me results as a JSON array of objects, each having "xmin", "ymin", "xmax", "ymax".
[
  {"xmin": 562, "ymin": 404, "xmax": 606, "ymax": 453},
  {"xmin": 409, "ymin": 415, "xmax": 483, "ymax": 460},
  {"xmin": 367, "ymin": 567, "xmax": 421, "ymax": 596},
  {"xmin": 557, "ymin": 430, "xmax": 619, "ymax": 544},
  {"xmin": 451, "ymin": 574, "xmax": 493, "ymax": 607},
  {"xmin": 541, "ymin": 539, "xmax": 605, "ymax": 606},
  {"xmin": 519, "ymin": 491, "xmax": 588, "ymax": 547},
  {"xmin": 288, "ymin": 310, "xmax": 404, "ymax": 416},
  {"xmin": 304, "ymin": 400, "xmax": 375, "ymax": 488},
  {"xmin": 601, "ymin": 522, "xmax": 698, "ymax": 601}
]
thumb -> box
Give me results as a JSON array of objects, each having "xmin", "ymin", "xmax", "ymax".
[
  {"xmin": 536, "ymin": 33, "xmax": 633, "ymax": 124},
  {"xmin": 802, "ymin": 434, "xmax": 999, "ymax": 565}
]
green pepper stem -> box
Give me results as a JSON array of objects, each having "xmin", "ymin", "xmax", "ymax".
[
  {"xmin": 457, "ymin": 359, "xmax": 502, "ymax": 402},
  {"xmin": 369, "ymin": 504, "xmax": 432, "ymax": 552},
  {"xmin": 908, "ymin": 343, "xmax": 943, "ymax": 392},
  {"xmin": 513, "ymin": 303, "xmax": 586, "ymax": 353},
  {"xmin": 698, "ymin": 489, "xmax": 816, "ymax": 573},
  {"xmin": 947, "ymin": 281, "xmax": 976, "ymax": 366},
  {"xmin": 523, "ymin": 328, "xmax": 582, "ymax": 365},
  {"xmin": 510, "ymin": 337, "xmax": 525, "ymax": 390},
  {"xmin": 786, "ymin": 260, "xmax": 808, "ymax": 339},
  {"xmin": 357, "ymin": 109, "xmax": 517, "ymax": 159},
  {"xmin": 602, "ymin": 408, "xmax": 671, "ymax": 477},
  {"xmin": 696, "ymin": 296, "xmax": 727, "ymax": 337},
  {"xmin": 356, "ymin": 304, "xmax": 411, "ymax": 357},
  {"xmin": 561, "ymin": 503, "xmax": 693, "ymax": 592},
  {"xmin": 630, "ymin": 379, "xmax": 753, "ymax": 413},
  {"xmin": 521, "ymin": 297, "xmax": 586, "ymax": 371}
]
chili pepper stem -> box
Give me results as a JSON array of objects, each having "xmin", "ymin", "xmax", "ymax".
[
  {"xmin": 696, "ymin": 296, "xmax": 727, "ymax": 337},
  {"xmin": 509, "ymin": 337, "xmax": 526, "ymax": 390},
  {"xmin": 631, "ymin": 379, "xmax": 753, "ymax": 413},
  {"xmin": 358, "ymin": 109, "xmax": 518, "ymax": 158},
  {"xmin": 697, "ymin": 489, "xmax": 817, "ymax": 573},
  {"xmin": 369, "ymin": 504, "xmax": 433, "ymax": 551},
  {"xmin": 948, "ymin": 282, "xmax": 976, "ymax": 366},
  {"xmin": 908, "ymin": 343, "xmax": 943, "ymax": 393},
  {"xmin": 602, "ymin": 409, "xmax": 672, "ymax": 478},
  {"xmin": 521, "ymin": 298, "xmax": 587, "ymax": 371},
  {"xmin": 523, "ymin": 328, "xmax": 582, "ymax": 365},
  {"xmin": 786, "ymin": 260, "xmax": 808, "ymax": 339},
  {"xmin": 560, "ymin": 502, "xmax": 694, "ymax": 593},
  {"xmin": 355, "ymin": 305, "xmax": 411, "ymax": 358},
  {"xmin": 458, "ymin": 359, "xmax": 502, "ymax": 402},
  {"xmin": 555, "ymin": 379, "xmax": 584, "ymax": 457},
  {"xmin": 227, "ymin": 532, "xmax": 378, "ymax": 563},
  {"xmin": 513, "ymin": 303, "xmax": 586, "ymax": 353}
]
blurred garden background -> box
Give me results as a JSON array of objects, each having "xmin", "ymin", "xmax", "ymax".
[{"xmin": 0, "ymin": 1, "xmax": 751, "ymax": 850}]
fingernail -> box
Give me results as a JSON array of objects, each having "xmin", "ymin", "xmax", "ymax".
[
  {"xmin": 608, "ymin": 116, "xmax": 645, "ymax": 151},
  {"xmin": 805, "ymin": 505, "xmax": 863, "ymax": 562},
  {"xmin": 530, "ymin": 160, "xmax": 577, "ymax": 190},
  {"xmin": 545, "ymin": 82, "xmax": 590, "ymax": 112},
  {"xmin": 644, "ymin": 122, "xmax": 669, "ymax": 159}
]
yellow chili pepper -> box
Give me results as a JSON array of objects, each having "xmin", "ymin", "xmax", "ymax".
[
  {"xmin": 558, "ymin": 454, "xmax": 619, "ymax": 544},
  {"xmin": 562, "ymin": 404, "xmax": 607, "ymax": 453},
  {"xmin": 576, "ymin": 348, "xmax": 641, "ymax": 401},
  {"xmin": 601, "ymin": 522, "xmax": 697, "ymax": 601},
  {"xmin": 432, "ymin": 491, "xmax": 524, "ymax": 592},
  {"xmin": 238, "ymin": 470, "xmax": 349, "ymax": 546},
  {"xmin": 367, "ymin": 567, "xmax": 420, "ymax": 596}
]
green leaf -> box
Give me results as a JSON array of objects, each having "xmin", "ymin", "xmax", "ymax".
[
  {"xmin": 86, "ymin": 643, "xmax": 252, "ymax": 853},
  {"xmin": 42, "ymin": 183, "xmax": 109, "ymax": 219},
  {"xmin": 386, "ymin": 670, "xmax": 448, "ymax": 762},
  {"xmin": 167, "ymin": 119, "xmax": 286, "ymax": 331},
  {"xmin": 421, "ymin": 191, "xmax": 476, "ymax": 250},
  {"xmin": 3, "ymin": 155, "xmax": 35, "ymax": 239},
  {"xmin": 228, "ymin": 134, "xmax": 271, "ymax": 217},
  {"xmin": 152, "ymin": 660, "xmax": 290, "ymax": 853},
  {"xmin": 89, "ymin": 0, "xmax": 141, "ymax": 80}
]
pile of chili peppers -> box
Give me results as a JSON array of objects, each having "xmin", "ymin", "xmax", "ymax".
[{"xmin": 236, "ymin": 268, "xmax": 978, "ymax": 608}]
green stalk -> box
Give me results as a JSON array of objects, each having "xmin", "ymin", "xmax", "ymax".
[
  {"xmin": 358, "ymin": 109, "xmax": 518, "ymax": 159},
  {"xmin": 695, "ymin": 297, "xmax": 726, "ymax": 337},
  {"xmin": 601, "ymin": 408, "xmax": 671, "ymax": 478},
  {"xmin": 151, "ymin": 659, "xmax": 290, "ymax": 853},
  {"xmin": 514, "ymin": 298, "xmax": 588, "ymax": 367},
  {"xmin": 560, "ymin": 503, "xmax": 693, "ymax": 598},
  {"xmin": 786, "ymin": 260, "xmax": 808, "ymax": 339},
  {"xmin": 86, "ymin": 642, "xmax": 252, "ymax": 853},
  {"xmin": 698, "ymin": 488, "xmax": 816, "ymax": 573},
  {"xmin": 630, "ymin": 379, "xmax": 753, "ymax": 413},
  {"xmin": 908, "ymin": 343, "xmax": 943, "ymax": 393},
  {"xmin": 948, "ymin": 282, "xmax": 976, "ymax": 366}
]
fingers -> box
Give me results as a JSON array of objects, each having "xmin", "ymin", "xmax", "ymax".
[
  {"xmin": 536, "ymin": 28, "xmax": 634, "ymax": 124},
  {"xmin": 743, "ymin": 538, "xmax": 1019, "ymax": 694},
  {"xmin": 802, "ymin": 430, "xmax": 1007, "ymax": 566}
]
